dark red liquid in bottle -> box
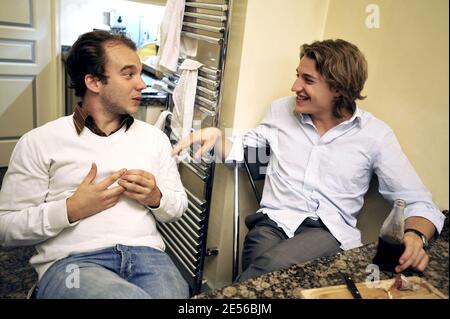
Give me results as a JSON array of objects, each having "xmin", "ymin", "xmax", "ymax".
[{"xmin": 372, "ymin": 237, "xmax": 405, "ymax": 272}]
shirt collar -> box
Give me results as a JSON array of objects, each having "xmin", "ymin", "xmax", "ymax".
[
  {"xmin": 73, "ymin": 102, "xmax": 134, "ymax": 136},
  {"xmin": 295, "ymin": 106, "xmax": 363, "ymax": 127},
  {"xmin": 348, "ymin": 107, "xmax": 363, "ymax": 127}
]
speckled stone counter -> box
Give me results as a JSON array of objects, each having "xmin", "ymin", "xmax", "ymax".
[
  {"xmin": 1, "ymin": 205, "xmax": 447, "ymax": 299},
  {"xmin": 195, "ymin": 213, "xmax": 449, "ymax": 299},
  {"xmin": 0, "ymin": 246, "xmax": 36, "ymax": 299}
]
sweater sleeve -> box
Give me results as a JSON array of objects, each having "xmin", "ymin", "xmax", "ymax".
[
  {"xmin": 148, "ymin": 133, "xmax": 188, "ymax": 223},
  {"xmin": 0, "ymin": 133, "xmax": 77, "ymax": 247}
]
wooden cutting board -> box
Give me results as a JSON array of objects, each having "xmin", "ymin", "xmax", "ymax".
[{"xmin": 299, "ymin": 276, "xmax": 448, "ymax": 299}]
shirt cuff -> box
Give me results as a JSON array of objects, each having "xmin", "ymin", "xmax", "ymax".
[
  {"xmin": 147, "ymin": 188, "xmax": 168, "ymax": 214},
  {"xmin": 225, "ymin": 135, "xmax": 244, "ymax": 164},
  {"xmin": 405, "ymin": 203, "xmax": 446, "ymax": 239},
  {"xmin": 46, "ymin": 198, "xmax": 80, "ymax": 231}
]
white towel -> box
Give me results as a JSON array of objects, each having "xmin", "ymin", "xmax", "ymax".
[
  {"xmin": 171, "ymin": 59, "xmax": 203, "ymax": 148},
  {"xmin": 154, "ymin": 110, "xmax": 173, "ymax": 131},
  {"xmin": 156, "ymin": 0, "xmax": 198, "ymax": 73},
  {"xmin": 180, "ymin": 35, "xmax": 198, "ymax": 59}
]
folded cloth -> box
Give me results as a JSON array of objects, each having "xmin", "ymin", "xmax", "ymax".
[
  {"xmin": 156, "ymin": 0, "xmax": 198, "ymax": 73},
  {"xmin": 171, "ymin": 59, "xmax": 203, "ymax": 154}
]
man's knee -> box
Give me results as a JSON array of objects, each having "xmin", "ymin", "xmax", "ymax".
[
  {"xmin": 150, "ymin": 271, "xmax": 189, "ymax": 299},
  {"xmin": 237, "ymin": 253, "xmax": 290, "ymax": 283},
  {"xmin": 242, "ymin": 226, "xmax": 281, "ymax": 269},
  {"xmin": 36, "ymin": 264, "xmax": 151, "ymax": 299},
  {"xmin": 244, "ymin": 250, "xmax": 292, "ymax": 277}
]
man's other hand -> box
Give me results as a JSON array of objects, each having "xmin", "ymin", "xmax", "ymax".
[
  {"xmin": 66, "ymin": 163, "xmax": 127, "ymax": 223},
  {"xmin": 395, "ymin": 232, "xmax": 429, "ymax": 273},
  {"xmin": 171, "ymin": 127, "xmax": 222, "ymax": 160},
  {"xmin": 118, "ymin": 169, "xmax": 162, "ymax": 208}
]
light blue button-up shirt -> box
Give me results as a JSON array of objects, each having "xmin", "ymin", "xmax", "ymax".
[{"xmin": 226, "ymin": 96, "xmax": 445, "ymax": 250}]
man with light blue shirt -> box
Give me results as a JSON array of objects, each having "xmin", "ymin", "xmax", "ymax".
[{"xmin": 173, "ymin": 39, "xmax": 445, "ymax": 282}]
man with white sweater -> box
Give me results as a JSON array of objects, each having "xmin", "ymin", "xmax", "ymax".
[{"xmin": 0, "ymin": 30, "xmax": 189, "ymax": 298}]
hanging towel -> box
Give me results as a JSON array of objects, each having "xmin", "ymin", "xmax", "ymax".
[
  {"xmin": 156, "ymin": 0, "xmax": 198, "ymax": 73},
  {"xmin": 171, "ymin": 59, "xmax": 203, "ymax": 147},
  {"xmin": 153, "ymin": 110, "xmax": 172, "ymax": 131},
  {"xmin": 180, "ymin": 35, "xmax": 198, "ymax": 59}
]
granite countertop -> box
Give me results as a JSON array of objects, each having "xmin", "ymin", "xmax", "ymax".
[
  {"xmin": 1, "ymin": 216, "xmax": 447, "ymax": 299},
  {"xmin": 195, "ymin": 212, "xmax": 449, "ymax": 299}
]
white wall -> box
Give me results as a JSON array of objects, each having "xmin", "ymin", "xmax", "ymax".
[
  {"xmin": 231, "ymin": 0, "xmax": 330, "ymax": 130},
  {"xmin": 323, "ymin": 0, "xmax": 449, "ymax": 210}
]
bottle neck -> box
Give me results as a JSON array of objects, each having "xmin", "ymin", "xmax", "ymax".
[{"xmin": 379, "ymin": 199, "xmax": 406, "ymax": 244}]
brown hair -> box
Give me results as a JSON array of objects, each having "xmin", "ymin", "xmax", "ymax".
[
  {"xmin": 66, "ymin": 30, "xmax": 137, "ymax": 98},
  {"xmin": 300, "ymin": 39, "xmax": 368, "ymax": 118}
]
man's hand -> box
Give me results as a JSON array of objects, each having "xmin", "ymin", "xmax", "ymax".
[
  {"xmin": 395, "ymin": 232, "xmax": 429, "ymax": 273},
  {"xmin": 172, "ymin": 127, "xmax": 222, "ymax": 160},
  {"xmin": 118, "ymin": 169, "xmax": 162, "ymax": 208},
  {"xmin": 67, "ymin": 163, "xmax": 127, "ymax": 223}
]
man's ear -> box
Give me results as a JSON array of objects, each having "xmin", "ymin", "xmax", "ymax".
[{"xmin": 84, "ymin": 74, "xmax": 101, "ymax": 94}]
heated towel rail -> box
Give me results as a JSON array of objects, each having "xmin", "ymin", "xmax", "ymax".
[{"xmin": 157, "ymin": 0, "xmax": 232, "ymax": 296}]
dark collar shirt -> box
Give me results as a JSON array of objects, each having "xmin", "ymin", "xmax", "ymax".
[{"xmin": 73, "ymin": 102, "xmax": 134, "ymax": 136}]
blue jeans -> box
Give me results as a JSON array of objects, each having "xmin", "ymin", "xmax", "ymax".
[{"xmin": 34, "ymin": 245, "xmax": 189, "ymax": 299}]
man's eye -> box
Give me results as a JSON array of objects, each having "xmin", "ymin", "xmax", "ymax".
[{"xmin": 125, "ymin": 73, "xmax": 134, "ymax": 78}]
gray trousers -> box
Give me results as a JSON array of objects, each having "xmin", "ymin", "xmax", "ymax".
[{"xmin": 236, "ymin": 213, "xmax": 342, "ymax": 282}]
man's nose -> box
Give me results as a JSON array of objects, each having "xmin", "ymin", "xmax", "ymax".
[
  {"xmin": 291, "ymin": 78, "xmax": 303, "ymax": 92},
  {"xmin": 137, "ymin": 76, "xmax": 147, "ymax": 91}
]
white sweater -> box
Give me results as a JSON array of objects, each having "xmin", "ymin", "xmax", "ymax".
[{"xmin": 0, "ymin": 115, "xmax": 187, "ymax": 280}]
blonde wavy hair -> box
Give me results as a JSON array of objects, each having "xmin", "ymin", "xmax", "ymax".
[{"xmin": 300, "ymin": 39, "xmax": 368, "ymax": 118}]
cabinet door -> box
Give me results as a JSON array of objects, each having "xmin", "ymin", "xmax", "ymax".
[{"xmin": 0, "ymin": 0, "xmax": 57, "ymax": 166}]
